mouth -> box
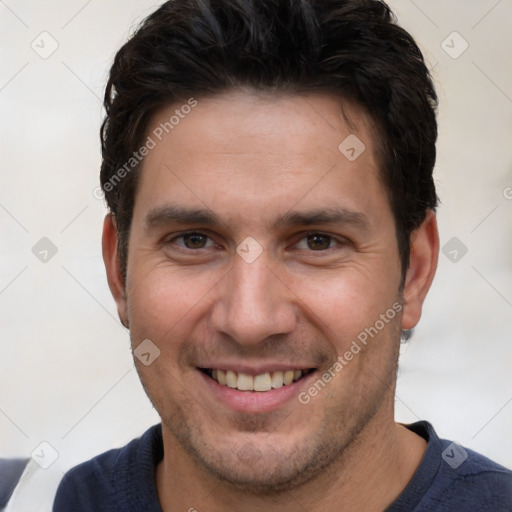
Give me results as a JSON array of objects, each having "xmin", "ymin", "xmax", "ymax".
[{"xmin": 198, "ymin": 367, "xmax": 316, "ymax": 392}]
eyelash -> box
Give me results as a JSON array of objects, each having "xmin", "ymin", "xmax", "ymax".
[
  {"xmin": 294, "ymin": 232, "xmax": 342, "ymax": 251},
  {"xmin": 169, "ymin": 232, "xmax": 217, "ymax": 249},
  {"xmin": 166, "ymin": 231, "xmax": 347, "ymax": 252}
]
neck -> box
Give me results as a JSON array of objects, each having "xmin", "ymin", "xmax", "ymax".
[{"xmin": 156, "ymin": 410, "xmax": 426, "ymax": 512}]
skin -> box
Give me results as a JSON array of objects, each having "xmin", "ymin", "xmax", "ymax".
[{"xmin": 103, "ymin": 90, "xmax": 439, "ymax": 511}]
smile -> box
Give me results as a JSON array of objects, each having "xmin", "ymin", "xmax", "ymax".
[{"xmin": 199, "ymin": 368, "xmax": 316, "ymax": 392}]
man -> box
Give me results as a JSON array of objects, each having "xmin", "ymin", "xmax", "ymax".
[{"xmin": 52, "ymin": 0, "xmax": 512, "ymax": 510}]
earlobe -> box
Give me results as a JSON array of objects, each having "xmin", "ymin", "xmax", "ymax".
[
  {"xmin": 401, "ymin": 210, "xmax": 439, "ymax": 330},
  {"xmin": 102, "ymin": 213, "xmax": 129, "ymax": 328}
]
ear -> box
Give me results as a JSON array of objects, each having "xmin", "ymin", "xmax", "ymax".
[
  {"xmin": 401, "ymin": 210, "xmax": 439, "ymax": 330},
  {"xmin": 102, "ymin": 213, "xmax": 129, "ymax": 328}
]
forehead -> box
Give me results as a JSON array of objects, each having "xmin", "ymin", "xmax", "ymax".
[{"xmin": 132, "ymin": 90, "xmax": 388, "ymax": 230}]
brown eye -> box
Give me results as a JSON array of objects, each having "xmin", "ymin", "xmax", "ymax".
[
  {"xmin": 181, "ymin": 233, "xmax": 209, "ymax": 249},
  {"xmin": 306, "ymin": 234, "xmax": 333, "ymax": 250}
]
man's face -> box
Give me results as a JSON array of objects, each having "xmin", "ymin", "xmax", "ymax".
[{"xmin": 121, "ymin": 91, "xmax": 407, "ymax": 490}]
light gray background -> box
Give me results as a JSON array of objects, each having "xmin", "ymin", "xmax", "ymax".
[{"xmin": 1, "ymin": 0, "xmax": 511, "ymax": 480}]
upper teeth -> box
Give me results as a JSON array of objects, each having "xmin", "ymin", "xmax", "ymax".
[{"xmin": 211, "ymin": 369, "xmax": 305, "ymax": 392}]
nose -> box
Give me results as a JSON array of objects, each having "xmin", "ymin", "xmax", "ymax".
[{"xmin": 210, "ymin": 252, "xmax": 298, "ymax": 346}]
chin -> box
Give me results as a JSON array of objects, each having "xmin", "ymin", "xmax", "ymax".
[
  {"xmin": 177, "ymin": 424, "xmax": 343, "ymax": 495},
  {"xmin": 203, "ymin": 453, "xmax": 314, "ymax": 495}
]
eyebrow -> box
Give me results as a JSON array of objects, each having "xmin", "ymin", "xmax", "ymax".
[
  {"xmin": 273, "ymin": 208, "xmax": 371, "ymax": 231},
  {"xmin": 144, "ymin": 205, "xmax": 371, "ymax": 232},
  {"xmin": 144, "ymin": 205, "xmax": 221, "ymax": 230}
]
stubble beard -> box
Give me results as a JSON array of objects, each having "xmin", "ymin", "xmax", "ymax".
[{"xmin": 153, "ymin": 355, "xmax": 399, "ymax": 496}]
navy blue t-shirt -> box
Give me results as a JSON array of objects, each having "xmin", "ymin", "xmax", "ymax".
[{"xmin": 53, "ymin": 421, "xmax": 512, "ymax": 511}]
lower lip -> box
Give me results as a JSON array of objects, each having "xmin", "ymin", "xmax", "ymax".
[{"xmin": 198, "ymin": 369, "xmax": 317, "ymax": 413}]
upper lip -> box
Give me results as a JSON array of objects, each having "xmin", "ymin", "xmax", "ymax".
[{"xmin": 197, "ymin": 363, "xmax": 316, "ymax": 375}]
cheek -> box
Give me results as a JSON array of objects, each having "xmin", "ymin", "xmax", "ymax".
[
  {"xmin": 127, "ymin": 266, "xmax": 204, "ymax": 343},
  {"xmin": 125, "ymin": 261, "xmax": 224, "ymax": 345},
  {"xmin": 304, "ymin": 273, "xmax": 401, "ymax": 401},
  {"xmin": 293, "ymin": 268, "xmax": 398, "ymax": 344},
  {"xmin": 125, "ymin": 266, "xmax": 214, "ymax": 406}
]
